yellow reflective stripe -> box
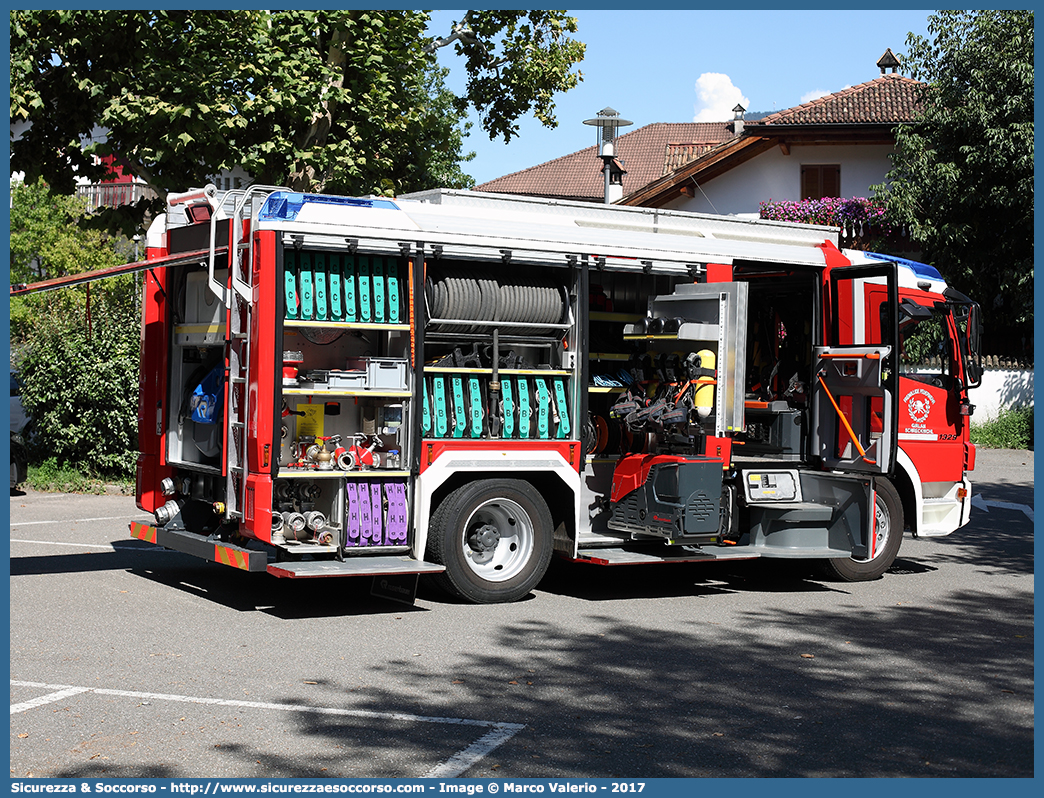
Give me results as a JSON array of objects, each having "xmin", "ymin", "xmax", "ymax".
[
  {"xmin": 214, "ymin": 544, "xmax": 249, "ymax": 570},
  {"xmin": 130, "ymin": 522, "xmax": 157, "ymax": 544}
]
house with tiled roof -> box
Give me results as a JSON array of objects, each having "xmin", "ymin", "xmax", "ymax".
[
  {"xmin": 478, "ymin": 52, "xmax": 923, "ymax": 218},
  {"xmin": 623, "ymin": 64, "xmax": 923, "ymax": 213},
  {"xmin": 474, "ymin": 122, "xmax": 732, "ymax": 203}
]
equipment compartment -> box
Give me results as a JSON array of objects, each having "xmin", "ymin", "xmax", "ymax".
[{"xmin": 274, "ymin": 242, "xmax": 414, "ymax": 554}]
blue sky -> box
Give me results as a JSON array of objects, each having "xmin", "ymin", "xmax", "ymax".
[{"xmin": 426, "ymin": 9, "xmax": 933, "ymax": 186}]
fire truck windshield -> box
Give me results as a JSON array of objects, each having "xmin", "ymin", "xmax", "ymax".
[
  {"xmin": 894, "ymin": 297, "xmax": 982, "ymax": 392},
  {"xmin": 898, "ymin": 304, "xmax": 953, "ymax": 389}
]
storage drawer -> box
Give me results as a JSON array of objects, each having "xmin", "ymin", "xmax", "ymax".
[
  {"xmin": 368, "ymin": 358, "xmax": 408, "ymax": 390},
  {"xmin": 327, "ymin": 370, "xmax": 367, "ymax": 390}
]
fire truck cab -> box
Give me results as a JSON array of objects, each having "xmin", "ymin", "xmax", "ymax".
[{"xmin": 132, "ymin": 186, "xmax": 981, "ymax": 603}]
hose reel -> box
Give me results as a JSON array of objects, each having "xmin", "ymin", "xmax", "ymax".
[{"xmin": 425, "ymin": 268, "xmax": 568, "ymax": 335}]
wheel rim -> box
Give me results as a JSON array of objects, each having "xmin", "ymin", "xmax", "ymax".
[
  {"xmin": 461, "ymin": 498, "xmax": 534, "ymax": 582},
  {"xmin": 854, "ymin": 493, "xmax": 891, "ymax": 563}
]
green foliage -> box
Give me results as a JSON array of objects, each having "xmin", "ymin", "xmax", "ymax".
[
  {"xmin": 17, "ymin": 292, "xmax": 140, "ymax": 479},
  {"xmin": 11, "ymin": 11, "xmax": 264, "ymax": 235},
  {"xmin": 10, "ymin": 181, "xmax": 141, "ymax": 482},
  {"xmin": 10, "ymin": 10, "xmax": 584, "ymax": 233},
  {"xmin": 25, "ymin": 458, "xmax": 129, "ymax": 494},
  {"xmin": 398, "ymin": 66, "xmax": 476, "ymax": 192},
  {"xmin": 443, "ymin": 11, "xmax": 586, "ymax": 142},
  {"xmin": 872, "ymin": 11, "xmax": 1033, "ymax": 354},
  {"xmin": 971, "ymin": 406, "xmax": 1034, "ymax": 450},
  {"xmin": 239, "ymin": 11, "xmax": 448, "ymax": 197},
  {"xmin": 9, "ymin": 180, "xmax": 133, "ymax": 341}
]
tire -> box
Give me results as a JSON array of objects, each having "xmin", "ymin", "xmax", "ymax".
[
  {"xmin": 10, "ymin": 434, "xmax": 27, "ymax": 489},
  {"xmin": 821, "ymin": 477, "xmax": 903, "ymax": 581},
  {"xmin": 426, "ymin": 479, "xmax": 554, "ymax": 603}
]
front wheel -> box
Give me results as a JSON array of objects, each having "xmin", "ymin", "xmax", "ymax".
[
  {"xmin": 821, "ymin": 477, "xmax": 903, "ymax": 581},
  {"xmin": 426, "ymin": 479, "xmax": 554, "ymax": 603}
]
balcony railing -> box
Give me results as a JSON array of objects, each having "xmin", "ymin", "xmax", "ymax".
[
  {"xmin": 76, "ymin": 182, "xmax": 159, "ymax": 211},
  {"xmin": 837, "ymin": 222, "xmax": 921, "ymax": 259}
]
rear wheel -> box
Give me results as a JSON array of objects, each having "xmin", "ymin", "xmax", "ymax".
[
  {"xmin": 821, "ymin": 477, "xmax": 903, "ymax": 581},
  {"xmin": 427, "ymin": 479, "xmax": 554, "ymax": 603}
]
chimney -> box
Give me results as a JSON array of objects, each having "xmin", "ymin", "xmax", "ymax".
[
  {"xmin": 732, "ymin": 104, "xmax": 746, "ymax": 136},
  {"xmin": 605, "ymin": 158, "xmax": 626, "ymax": 203},
  {"xmin": 877, "ymin": 48, "xmax": 901, "ymax": 75}
]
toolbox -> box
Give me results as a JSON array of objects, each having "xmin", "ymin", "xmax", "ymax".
[{"xmin": 327, "ymin": 369, "xmax": 368, "ymax": 390}]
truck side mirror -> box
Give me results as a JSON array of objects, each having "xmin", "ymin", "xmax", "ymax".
[{"xmin": 960, "ymin": 303, "xmax": 983, "ymax": 388}]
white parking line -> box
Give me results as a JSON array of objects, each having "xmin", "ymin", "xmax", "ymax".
[
  {"xmin": 10, "ymin": 686, "xmax": 90, "ymax": 714},
  {"xmin": 10, "ymin": 514, "xmax": 150, "ymax": 527},
  {"xmin": 426, "ymin": 725, "xmax": 524, "ymax": 778},
  {"xmin": 10, "ymin": 538, "xmax": 172, "ymax": 551},
  {"xmin": 11, "ymin": 680, "xmax": 523, "ymax": 777}
]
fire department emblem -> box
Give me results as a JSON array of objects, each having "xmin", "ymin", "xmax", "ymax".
[{"xmin": 904, "ymin": 388, "xmax": 936, "ymax": 423}]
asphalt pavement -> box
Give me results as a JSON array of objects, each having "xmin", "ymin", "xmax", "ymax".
[{"xmin": 9, "ymin": 449, "xmax": 1034, "ymax": 778}]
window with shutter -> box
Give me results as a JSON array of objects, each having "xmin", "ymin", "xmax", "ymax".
[{"xmin": 800, "ymin": 164, "xmax": 841, "ymax": 200}]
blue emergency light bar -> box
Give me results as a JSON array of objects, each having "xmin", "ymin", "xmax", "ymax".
[
  {"xmin": 258, "ymin": 192, "xmax": 400, "ymax": 222},
  {"xmin": 863, "ymin": 251, "xmax": 944, "ymax": 282}
]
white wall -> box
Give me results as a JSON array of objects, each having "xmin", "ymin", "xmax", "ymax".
[
  {"xmin": 968, "ymin": 368, "xmax": 1034, "ymax": 421},
  {"xmin": 661, "ymin": 143, "xmax": 895, "ymax": 216}
]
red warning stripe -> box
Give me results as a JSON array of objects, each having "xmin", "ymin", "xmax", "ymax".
[
  {"xmin": 129, "ymin": 522, "xmax": 157, "ymax": 544},
  {"xmin": 214, "ymin": 544, "xmax": 250, "ymax": 570}
]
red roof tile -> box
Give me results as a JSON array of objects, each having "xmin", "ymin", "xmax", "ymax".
[
  {"xmin": 475, "ymin": 122, "xmax": 731, "ymax": 202},
  {"xmin": 663, "ymin": 142, "xmax": 721, "ymax": 173},
  {"xmin": 751, "ymin": 74, "xmax": 923, "ymax": 126}
]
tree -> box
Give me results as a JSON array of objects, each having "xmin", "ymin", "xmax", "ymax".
[
  {"xmin": 430, "ymin": 11, "xmax": 586, "ymax": 141},
  {"xmin": 872, "ymin": 10, "xmax": 1033, "ymax": 355},
  {"xmin": 17, "ymin": 300, "xmax": 141, "ymax": 479},
  {"xmin": 10, "ymin": 10, "xmax": 584, "ymax": 235},
  {"xmin": 10, "ymin": 180, "xmax": 141, "ymax": 478}
]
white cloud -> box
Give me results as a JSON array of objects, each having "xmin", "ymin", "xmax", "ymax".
[
  {"xmin": 800, "ymin": 89, "xmax": 830, "ymax": 103},
  {"xmin": 693, "ymin": 73, "xmax": 750, "ymax": 122}
]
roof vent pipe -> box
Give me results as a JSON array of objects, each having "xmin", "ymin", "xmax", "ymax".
[{"xmin": 584, "ymin": 107, "xmax": 633, "ymax": 204}]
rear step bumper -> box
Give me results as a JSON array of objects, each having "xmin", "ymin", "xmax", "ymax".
[
  {"xmin": 129, "ymin": 523, "xmax": 445, "ymax": 578},
  {"xmin": 267, "ymin": 559, "xmax": 445, "ymax": 578},
  {"xmin": 130, "ymin": 522, "xmax": 268, "ymax": 571}
]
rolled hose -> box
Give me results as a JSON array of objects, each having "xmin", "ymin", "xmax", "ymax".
[{"xmin": 426, "ymin": 268, "xmax": 567, "ymax": 334}]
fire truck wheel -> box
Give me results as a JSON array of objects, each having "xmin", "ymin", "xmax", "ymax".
[
  {"xmin": 427, "ymin": 479, "xmax": 554, "ymax": 604},
  {"xmin": 821, "ymin": 477, "xmax": 903, "ymax": 581}
]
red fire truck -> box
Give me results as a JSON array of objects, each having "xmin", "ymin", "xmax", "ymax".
[{"xmin": 127, "ymin": 185, "xmax": 982, "ymax": 603}]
